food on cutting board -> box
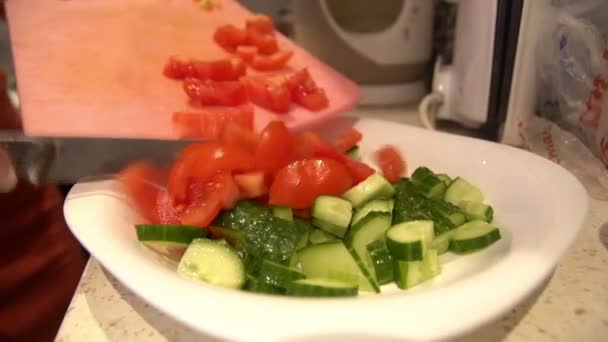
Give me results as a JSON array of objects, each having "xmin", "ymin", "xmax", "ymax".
[
  {"xmin": 164, "ymin": 13, "xmax": 330, "ymax": 138},
  {"xmin": 118, "ymin": 122, "xmax": 502, "ymax": 297}
]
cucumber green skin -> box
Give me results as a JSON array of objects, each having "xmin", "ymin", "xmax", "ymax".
[
  {"xmin": 431, "ymin": 233, "xmax": 452, "ymax": 255},
  {"xmin": 312, "ymin": 218, "xmax": 349, "ymax": 238},
  {"xmin": 386, "ymin": 238, "xmax": 424, "ymax": 261},
  {"xmin": 351, "ymin": 199, "xmax": 393, "ymax": 227},
  {"xmin": 272, "ymin": 206, "xmax": 293, "ymax": 221},
  {"xmin": 450, "ymin": 229, "xmax": 501, "ymax": 254},
  {"xmin": 297, "ymin": 241, "xmax": 376, "ymax": 292},
  {"xmin": 342, "ymin": 173, "xmax": 395, "ymax": 208},
  {"xmin": 366, "ymin": 240, "xmax": 394, "ymax": 285},
  {"xmin": 393, "ymin": 260, "xmax": 424, "ymax": 289},
  {"xmin": 344, "ymin": 211, "xmax": 392, "ymax": 280},
  {"xmin": 208, "ymin": 226, "xmax": 242, "ymax": 249},
  {"xmin": 256, "ymin": 259, "xmax": 306, "ymax": 289},
  {"xmin": 285, "ymin": 279, "xmax": 358, "ymax": 297},
  {"xmin": 411, "ymin": 167, "xmax": 447, "ymax": 199},
  {"xmin": 245, "ymin": 274, "xmax": 285, "ymax": 295},
  {"xmin": 443, "ymin": 177, "xmax": 484, "ymax": 206},
  {"xmin": 347, "ymin": 247, "xmax": 380, "ymax": 293},
  {"xmin": 135, "ymin": 224, "xmax": 207, "ymax": 244}
]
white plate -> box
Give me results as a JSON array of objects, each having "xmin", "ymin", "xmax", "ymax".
[{"xmin": 64, "ymin": 118, "xmax": 589, "ymax": 341}]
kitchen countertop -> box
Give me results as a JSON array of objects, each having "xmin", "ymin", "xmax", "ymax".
[{"xmin": 55, "ymin": 106, "xmax": 608, "ymax": 342}]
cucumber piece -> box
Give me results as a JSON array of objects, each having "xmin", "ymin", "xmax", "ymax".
[
  {"xmin": 422, "ymin": 249, "xmax": 441, "ymax": 279},
  {"xmin": 411, "ymin": 167, "xmax": 447, "ymax": 199},
  {"xmin": 436, "ymin": 173, "xmax": 453, "ymax": 187},
  {"xmin": 208, "ymin": 226, "xmax": 242, "ymax": 249},
  {"xmin": 346, "ymin": 145, "xmax": 361, "ymax": 160},
  {"xmin": 272, "ymin": 206, "xmax": 293, "ymax": 221},
  {"xmin": 351, "ymin": 199, "xmax": 393, "ymax": 227},
  {"xmin": 257, "ymin": 259, "xmax": 306, "ymax": 288},
  {"xmin": 135, "ymin": 224, "xmax": 207, "ymax": 244},
  {"xmin": 177, "ymin": 238, "xmax": 245, "ymax": 289},
  {"xmin": 308, "ymin": 229, "xmax": 338, "ymax": 245},
  {"xmin": 427, "ymin": 199, "xmax": 466, "ymax": 227},
  {"xmin": 345, "ymin": 212, "xmax": 392, "ymax": 286},
  {"xmin": 444, "ymin": 177, "xmax": 484, "ymax": 206},
  {"xmin": 450, "ymin": 220, "xmax": 501, "ymax": 254},
  {"xmin": 312, "ymin": 195, "xmax": 353, "ymax": 238},
  {"xmin": 297, "ymin": 241, "xmax": 376, "ymax": 292},
  {"xmin": 430, "ymin": 231, "xmax": 453, "ymax": 255},
  {"xmin": 245, "ymin": 273, "xmax": 285, "ymax": 295},
  {"xmin": 296, "ymin": 230, "xmax": 310, "ymax": 250},
  {"xmin": 342, "ymin": 173, "xmax": 395, "ymax": 208},
  {"xmin": 386, "ymin": 221, "xmax": 434, "ymax": 261},
  {"xmin": 285, "ymin": 278, "xmax": 358, "ymax": 297},
  {"xmin": 366, "ymin": 240, "xmax": 393, "ymax": 285},
  {"xmin": 460, "ymin": 201, "xmax": 494, "ymax": 223},
  {"xmin": 393, "ymin": 259, "xmax": 425, "ymax": 289}
]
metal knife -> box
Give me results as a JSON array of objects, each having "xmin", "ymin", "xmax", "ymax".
[{"xmin": 0, "ymin": 131, "xmax": 199, "ymax": 185}]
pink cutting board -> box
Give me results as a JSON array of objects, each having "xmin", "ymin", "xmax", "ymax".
[{"xmin": 5, "ymin": 0, "xmax": 361, "ymax": 139}]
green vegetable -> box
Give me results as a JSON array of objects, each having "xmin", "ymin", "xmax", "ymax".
[{"xmin": 285, "ymin": 278, "xmax": 358, "ymax": 297}]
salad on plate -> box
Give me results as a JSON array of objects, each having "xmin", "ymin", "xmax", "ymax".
[{"xmin": 117, "ymin": 120, "xmax": 502, "ymax": 297}]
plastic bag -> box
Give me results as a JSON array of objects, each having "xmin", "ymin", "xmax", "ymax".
[{"xmin": 534, "ymin": 0, "xmax": 608, "ymax": 199}]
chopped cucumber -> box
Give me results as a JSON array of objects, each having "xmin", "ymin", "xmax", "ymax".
[
  {"xmin": 296, "ymin": 231, "xmax": 310, "ymax": 250},
  {"xmin": 351, "ymin": 199, "xmax": 393, "ymax": 227},
  {"xmin": 272, "ymin": 206, "xmax": 293, "ymax": 221},
  {"xmin": 386, "ymin": 221, "xmax": 434, "ymax": 261},
  {"xmin": 177, "ymin": 238, "xmax": 245, "ymax": 289},
  {"xmin": 345, "ymin": 211, "xmax": 392, "ymax": 290},
  {"xmin": 430, "ymin": 231, "xmax": 453, "ymax": 255},
  {"xmin": 427, "ymin": 199, "xmax": 466, "ymax": 227},
  {"xmin": 393, "ymin": 248, "xmax": 440, "ymax": 290},
  {"xmin": 436, "ymin": 173, "xmax": 453, "ymax": 187},
  {"xmin": 444, "ymin": 177, "xmax": 484, "ymax": 206},
  {"xmin": 460, "ymin": 201, "xmax": 494, "ymax": 223},
  {"xmin": 257, "ymin": 259, "xmax": 306, "ymax": 289},
  {"xmin": 450, "ymin": 220, "xmax": 501, "ymax": 254},
  {"xmin": 297, "ymin": 241, "xmax": 376, "ymax": 292},
  {"xmin": 345, "ymin": 145, "xmax": 361, "ymax": 160},
  {"xmin": 422, "ymin": 249, "xmax": 441, "ymax": 279},
  {"xmin": 342, "ymin": 173, "xmax": 395, "ymax": 208},
  {"xmin": 135, "ymin": 224, "xmax": 206, "ymax": 244},
  {"xmin": 411, "ymin": 167, "xmax": 447, "ymax": 199},
  {"xmin": 308, "ymin": 229, "xmax": 338, "ymax": 245},
  {"xmin": 285, "ymin": 278, "xmax": 358, "ymax": 297},
  {"xmin": 312, "ymin": 196, "xmax": 353, "ymax": 238},
  {"xmin": 366, "ymin": 240, "xmax": 393, "ymax": 285},
  {"xmin": 245, "ymin": 274, "xmax": 284, "ymax": 295},
  {"xmin": 208, "ymin": 226, "xmax": 242, "ymax": 249}
]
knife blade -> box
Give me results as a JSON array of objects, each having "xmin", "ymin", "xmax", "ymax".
[{"xmin": 0, "ymin": 131, "xmax": 199, "ymax": 184}]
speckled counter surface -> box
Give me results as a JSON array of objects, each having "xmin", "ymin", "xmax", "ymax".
[{"xmin": 55, "ymin": 108, "xmax": 608, "ymax": 341}]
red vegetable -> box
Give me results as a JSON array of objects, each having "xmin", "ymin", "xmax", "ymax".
[
  {"xmin": 375, "ymin": 145, "xmax": 406, "ymax": 183},
  {"xmin": 250, "ymin": 50, "xmax": 293, "ymax": 71},
  {"xmin": 213, "ymin": 24, "xmax": 248, "ymax": 52},
  {"xmin": 163, "ymin": 57, "xmax": 245, "ymax": 81},
  {"xmin": 172, "ymin": 104, "xmax": 254, "ymax": 139},
  {"xmin": 246, "ymin": 15, "xmax": 275, "ymax": 34},
  {"xmin": 255, "ymin": 121, "xmax": 294, "ymax": 176},
  {"xmin": 286, "ymin": 68, "xmax": 329, "ymax": 111},
  {"xmin": 117, "ymin": 161, "xmax": 166, "ymax": 223},
  {"xmin": 246, "ymin": 30, "xmax": 278, "ymax": 55},
  {"xmin": 183, "ymin": 78, "xmax": 248, "ymax": 106},
  {"xmin": 236, "ymin": 45, "xmax": 258, "ymax": 63},
  {"xmin": 234, "ymin": 172, "xmax": 268, "ymax": 198},
  {"xmin": 242, "ymin": 77, "xmax": 291, "ymax": 113},
  {"xmin": 334, "ymin": 128, "xmax": 363, "ymax": 153}
]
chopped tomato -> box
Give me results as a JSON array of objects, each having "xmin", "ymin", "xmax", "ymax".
[
  {"xmin": 246, "ymin": 15, "xmax": 275, "ymax": 34},
  {"xmin": 220, "ymin": 122, "xmax": 260, "ymax": 152},
  {"xmin": 334, "ymin": 128, "xmax": 363, "ymax": 153},
  {"xmin": 180, "ymin": 197, "xmax": 222, "ymax": 227},
  {"xmin": 250, "ymin": 50, "xmax": 293, "ymax": 71},
  {"xmin": 117, "ymin": 161, "xmax": 166, "ymax": 223},
  {"xmin": 163, "ymin": 57, "xmax": 245, "ymax": 81},
  {"xmin": 243, "ymin": 77, "xmax": 291, "ymax": 113},
  {"xmin": 255, "ymin": 121, "xmax": 294, "ymax": 175},
  {"xmin": 286, "ymin": 68, "xmax": 329, "ymax": 111},
  {"xmin": 246, "ymin": 30, "xmax": 278, "ymax": 55},
  {"xmin": 172, "ymin": 104, "xmax": 254, "ymax": 139},
  {"xmin": 168, "ymin": 142, "xmax": 255, "ymax": 203},
  {"xmin": 187, "ymin": 172, "xmax": 240, "ymax": 209},
  {"xmin": 344, "ymin": 159, "xmax": 375, "ymax": 184},
  {"xmin": 375, "ymin": 145, "xmax": 406, "ymax": 183},
  {"xmin": 214, "ymin": 24, "xmax": 248, "ymax": 52},
  {"xmin": 234, "ymin": 172, "xmax": 268, "ymax": 198},
  {"xmin": 292, "ymin": 131, "xmax": 321, "ymax": 160},
  {"xmin": 292, "ymin": 208, "xmax": 312, "ymax": 219},
  {"xmin": 156, "ymin": 190, "xmax": 182, "ymax": 225},
  {"xmin": 183, "ymin": 78, "xmax": 248, "ymax": 106},
  {"xmin": 236, "ymin": 45, "xmax": 258, "ymax": 63},
  {"xmin": 269, "ymin": 158, "xmax": 353, "ymax": 209}
]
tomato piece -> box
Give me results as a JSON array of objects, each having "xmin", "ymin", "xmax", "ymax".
[
  {"xmin": 183, "ymin": 78, "xmax": 248, "ymax": 106},
  {"xmin": 163, "ymin": 57, "xmax": 245, "ymax": 81},
  {"xmin": 250, "ymin": 50, "xmax": 293, "ymax": 71},
  {"xmin": 286, "ymin": 68, "xmax": 329, "ymax": 111},
  {"xmin": 236, "ymin": 45, "xmax": 258, "ymax": 63},
  {"xmin": 255, "ymin": 121, "xmax": 294, "ymax": 175},
  {"xmin": 156, "ymin": 190, "xmax": 182, "ymax": 224},
  {"xmin": 220, "ymin": 122, "xmax": 260, "ymax": 152},
  {"xmin": 168, "ymin": 142, "xmax": 255, "ymax": 203},
  {"xmin": 246, "ymin": 30, "xmax": 278, "ymax": 55},
  {"xmin": 214, "ymin": 24, "xmax": 248, "ymax": 52},
  {"xmin": 180, "ymin": 197, "xmax": 222, "ymax": 227},
  {"xmin": 334, "ymin": 128, "xmax": 363, "ymax": 153},
  {"xmin": 234, "ymin": 172, "xmax": 268, "ymax": 198},
  {"xmin": 344, "ymin": 159, "xmax": 375, "ymax": 184},
  {"xmin": 172, "ymin": 104, "xmax": 254, "ymax": 139},
  {"xmin": 292, "ymin": 208, "xmax": 312, "ymax": 219},
  {"xmin": 117, "ymin": 161, "xmax": 166, "ymax": 223},
  {"xmin": 269, "ymin": 158, "xmax": 353, "ymax": 209},
  {"xmin": 243, "ymin": 77, "xmax": 291, "ymax": 113},
  {"xmin": 246, "ymin": 15, "xmax": 275, "ymax": 34},
  {"xmin": 375, "ymin": 145, "xmax": 406, "ymax": 183}
]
